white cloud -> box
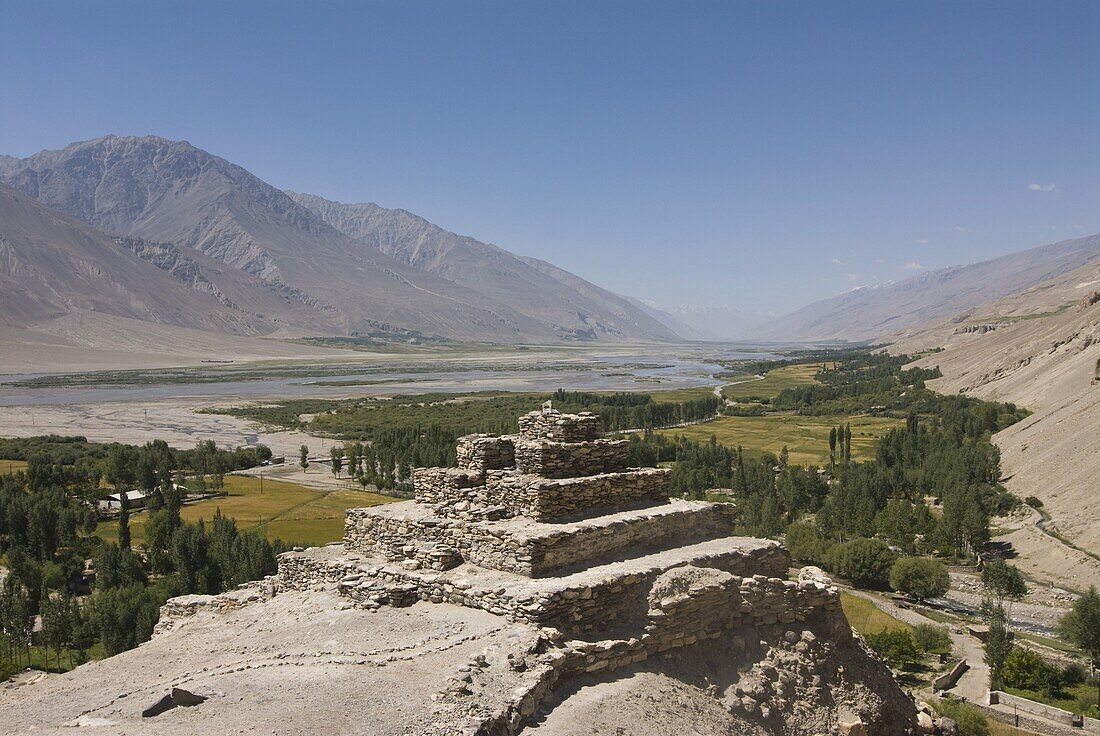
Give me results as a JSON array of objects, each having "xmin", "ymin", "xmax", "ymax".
[
  {"xmin": 1028, "ymin": 182, "xmax": 1059, "ymax": 192},
  {"xmin": 874, "ymin": 257, "xmax": 885, "ymax": 264},
  {"xmin": 916, "ymin": 238, "xmax": 929, "ymax": 244},
  {"xmin": 845, "ymin": 273, "xmax": 858, "ymax": 282},
  {"xmin": 1073, "ymin": 224, "xmax": 1083, "ymax": 230},
  {"xmin": 903, "ymin": 261, "xmax": 923, "ymax": 271},
  {"xmin": 955, "ymin": 225, "xmax": 969, "ymax": 233},
  {"xmin": 831, "ymin": 258, "xmax": 846, "ymax": 266}
]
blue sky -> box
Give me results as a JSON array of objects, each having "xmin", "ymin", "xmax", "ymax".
[{"xmin": 2, "ymin": 1, "xmax": 1097, "ymax": 314}]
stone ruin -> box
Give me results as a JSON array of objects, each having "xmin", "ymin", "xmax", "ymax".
[{"xmin": 276, "ymin": 407, "xmax": 917, "ymax": 735}]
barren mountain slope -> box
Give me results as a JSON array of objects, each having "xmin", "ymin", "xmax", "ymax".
[
  {"xmin": 893, "ymin": 257, "xmax": 1100, "ymax": 588},
  {"xmin": 287, "ymin": 191, "xmax": 679, "ymax": 342},
  {"xmin": 755, "ymin": 234, "xmax": 1100, "ymax": 341},
  {"xmin": 0, "ymin": 183, "xmax": 282, "ymax": 335},
  {"xmin": 0, "ymin": 136, "xmax": 579, "ymax": 342}
]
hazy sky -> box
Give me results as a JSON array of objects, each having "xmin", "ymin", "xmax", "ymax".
[{"xmin": 2, "ymin": 1, "xmax": 1097, "ymax": 314}]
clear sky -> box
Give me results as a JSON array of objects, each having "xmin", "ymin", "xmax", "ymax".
[{"xmin": 2, "ymin": 1, "xmax": 1097, "ymax": 315}]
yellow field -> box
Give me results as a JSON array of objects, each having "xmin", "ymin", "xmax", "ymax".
[
  {"xmin": 840, "ymin": 592, "xmax": 913, "ymax": 637},
  {"xmin": 2, "ymin": 459, "xmax": 28, "ymax": 475},
  {"xmin": 647, "ymin": 386, "xmax": 719, "ymax": 403},
  {"xmin": 658, "ymin": 413, "xmax": 901, "ymax": 465},
  {"xmin": 98, "ymin": 474, "xmax": 393, "ymax": 547},
  {"xmin": 721, "ymin": 363, "xmax": 825, "ymax": 401}
]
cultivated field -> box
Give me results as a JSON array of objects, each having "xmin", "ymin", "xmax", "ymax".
[
  {"xmin": 659, "ymin": 414, "xmax": 903, "ymax": 465},
  {"xmin": 98, "ymin": 474, "xmax": 393, "ymax": 547},
  {"xmin": 721, "ymin": 363, "xmax": 824, "ymax": 400},
  {"xmin": 1, "ymin": 459, "xmax": 28, "ymax": 475}
]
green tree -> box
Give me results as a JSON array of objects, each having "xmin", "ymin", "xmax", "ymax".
[
  {"xmin": 865, "ymin": 629, "xmax": 919, "ymax": 667},
  {"xmin": 785, "ymin": 521, "xmax": 832, "ymax": 565},
  {"xmin": 117, "ymin": 493, "xmax": 131, "ymax": 552},
  {"xmin": 1002, "ymin": 647, "xmax": 1063, "ymax": 697},
  {"xmin": 828, "ymin": 537, "xmax": 898, "ymax": 589},
  {"xmin": 330, "ymin": 447, "xmax": 344, "ymax": 478},
  {"xmin": 985, "ymin": 602, "xmax": 1012, "ymax": 691},
  {"xmin": 93, "ymin": 542, "xmax": 146, "ymax": 589},
  {"xmin": 88, "ymin": 584, "xmax": 162, "ymax": 656},
  {"xmin": 981, "ymin": 558, "xmax": 1027, "ymax": 604},
  {"xmin": 912, "ymin": 623, "xmax": 952, "ymax": 653},
  {"xmin": 890, "ymin": 556, "xmax": 950, "ymax": 601},
  {"xmin": 299, "ymin": 445, "xmax": 309, "ymax": 472},
  {"xmin": 1060, "ymin": 586, "xmax": 1100, "ymax": 705}
]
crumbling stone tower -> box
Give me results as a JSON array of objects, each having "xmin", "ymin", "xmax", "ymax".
[
  {"xmin": 288, "ymin": 408, "xmax": 819, "ymax": 635},
  {"xmin": 276, "ymin": 407, "xmax": 915, "ymax": 734}
]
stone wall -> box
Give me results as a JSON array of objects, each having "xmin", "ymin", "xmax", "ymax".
[
  {"xmin": 412, "ymin": 467, "xmax": 485, "ymax": 506},
  {"xmin": 345, "ymin": 501, "xmax": 738, "ymax": 577},
  {"xmin": 512, "ymin": 438, "xmax": 629, "ymax": 479},
  {"xmin": 279, "ymin": 545, "xmax": 818, "ymax": 636},
  {"xmin": 518, "ymin": 409, "xmax": 601, "ymax": 443},
  {"xmin": 456, "ymin": 434, "xmax": 515, "ymax": 472},
  {"xmin": 483, "ymin": 468, "xmax": 670, "ymax": 522}
]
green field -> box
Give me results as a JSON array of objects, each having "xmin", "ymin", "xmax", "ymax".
[
  {"xmin": 98, "ymin": 474, "xmax": 393, "ymax": 547},
  {"xmin": 721, "ymin": 363, "xmax": 825, "ymax": 401},
  {"xmin": 658, "ymin": 413, "xmax": 902, "ymax": 465},
  {"xmin": 1005, "ymin": 684, "xmax": 1097, "ymax": 716},
  {"xmin": 840, "ymin": 592, "xmax": 913, "ymax": 637},
  {"xmin": 647, "ymin": 386, "xmax": 719, "ymax": 403}
]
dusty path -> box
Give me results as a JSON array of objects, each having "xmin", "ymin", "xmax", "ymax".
[{"xmin": 713, "ymin": 374, "xmax": 765, "ymax": 405}]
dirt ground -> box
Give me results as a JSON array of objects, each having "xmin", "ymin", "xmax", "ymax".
[
  {"xmin": 0, "ymin": 398, "xmax": 319, "ymax": 460},
  {"xmin": 0, "ymin": 591, "xmax": 541, "ymax": 736}
]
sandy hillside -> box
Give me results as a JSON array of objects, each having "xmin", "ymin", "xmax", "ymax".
[{"xmin": 891, "ymin": 257, "xmax": 1100, "ymax": 589}]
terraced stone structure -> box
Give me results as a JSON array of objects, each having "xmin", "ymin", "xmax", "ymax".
[{"xmin": 276, "ymin": 407, "xmax": 917, "ymax": 734}]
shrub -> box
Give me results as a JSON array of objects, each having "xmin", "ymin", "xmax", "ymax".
[
  {"xmin": 865, "ymin": 629, "xmax": 919, "ymax": 667},
  {"xmin": 930, "ymin": 698, "xmax": 989, "ymax": 736},
  {"xmin": 912, "ymin": 623, "xmax": 952, "ymax": 654},
  {"xmin": 1024, "ymin": 495, "xmax": 1044, "ymax": 509},
  {"xmin": 829, "ymin": 537, "xmax": 898, "ymax": 589},
  {"xmin": 890, "ymin": 556, "xmax": 950, "ymax": 600},
  {"xmin": 1002, "ymin": 647, "xmax": 1063, "ymax": 697},
  {"xmin": 1063, "ymin": 661, "xmax": 1088, "ymax": 687}
]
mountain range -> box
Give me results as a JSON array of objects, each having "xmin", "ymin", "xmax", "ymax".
[
  {"xmin": 748, "ymin": 234, "xmax": 1100, "ymax": 342},
  {"xmin": 0, "ymin": 135, "xmax": 677, "ymax": 344},
  {"xmin": 3, "ymin": 134, "xmax": 1100, "ymax": 352}
]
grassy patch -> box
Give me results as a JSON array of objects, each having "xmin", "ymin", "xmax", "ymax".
[
  {"xmin": 646, "ymin": 386, "xmax": 719, "ymax": 403},
  {"xmin": 658, "ymin": 414, "xmax": 903, "ymax": 465},
  {"xmin": 840, "ymin": 592, "xmax": 914, "ymax": 637},
  {"xmin": 721, "ymin": 363, "xmax": 824, "ymax": 401},
  {"xmin": 1, "ymin": 459, "xmax": 28, "ymax": 475},
  {"xmin": 98, "ymin": 475, "xmax": 393, "ymax": 547},
  {"xmin": 1005, "ymin": 684, "xmax": 1097, "ymax": 716}
]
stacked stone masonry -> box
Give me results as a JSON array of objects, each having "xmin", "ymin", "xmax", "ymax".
[
  {"xmin": 456, "ymin": 434, "xmax": 514, "ymax": 471},
  {"xmin": 279, "ymin": 407, "xmax": 849, "ymax": 686},
  {"xmin": 517, "ymin": 409, "xmax": 601, "ymax": 443},
  {"xmin": 346, "ymin": 500, "xmax": 739, "ymax": 577},
  {"xmin": 512, "ymin": 437, "xmax": 629, "ymax": 478}
]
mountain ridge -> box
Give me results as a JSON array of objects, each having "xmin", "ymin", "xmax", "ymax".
[
  {"xmin": 286, "ymin": 191, "xmax": 679, "ymax": 342},
  {"xmin": 750, "ymin": 233, "xmax": 1100, "ymax": 342},
  {"xmin": 0, "ymin": 135, "xmax": 677, "ymax": 343}
]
